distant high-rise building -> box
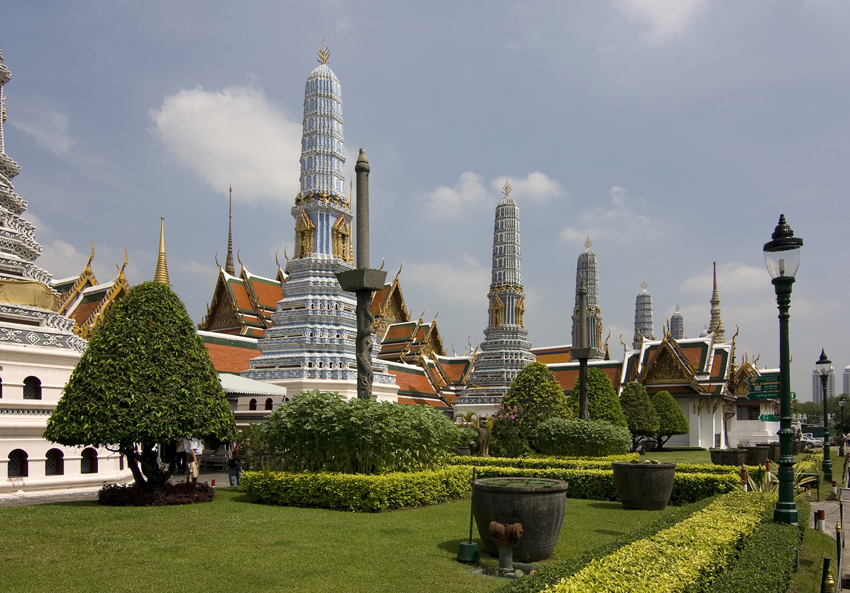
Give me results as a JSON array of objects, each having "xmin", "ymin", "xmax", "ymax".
[
  {"xmin": 843, "ymin": 365, "xmax": 850, "ymax": 396},
  {"xmin": 633, "ymin": 282, "xmax": 654, "ymax": 349},
  {"xmin": 812, "ymin": 367, "xmax": 836, "ymax": 405}
]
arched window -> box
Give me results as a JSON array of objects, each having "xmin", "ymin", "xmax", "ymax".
[
  {"xmin": 249, "ymin": 399, "xmax": 257, "ymax": 411},
  {"xmin": 23, "ymin": 376, "xmax": 41, "ymax": 400},
  {"xmin": 264, "ymin": 398, "xmax": 273, "ymax": 411},
  {"xmin": 46, "ymin": 449, "xmax": 64, "ymax": 476},
  {"xmin": 81, "ymin": 448, "xmax": 98, "ymax": 474},
  {"xmin": 8, "ymin": 449, "xmax": 28, "ymax": 477}
]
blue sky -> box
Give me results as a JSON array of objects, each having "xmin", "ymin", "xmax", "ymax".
[{"xmin": 3, "ymin": 1, "xmax": 849, "ymax": 400}]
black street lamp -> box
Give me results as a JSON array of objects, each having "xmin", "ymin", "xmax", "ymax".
[
  {"xmin": 816, "ymin": 350, "xmax": 833, "ymax": 483},
  {"xmin": 764, "ymin": 214, "xmax": 803, "ymax": 525},
  {"xmin": 839, "ymin": 395, "xmax": 846, "ymax": 457}
]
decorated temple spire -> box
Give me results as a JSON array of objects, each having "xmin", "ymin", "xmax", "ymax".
[
  {"xmin": 154, "ymin": 217, "xmax": 169, "ymax": 284},
  {"xmin": 670, "ymin": 305, "xmax": 685, "ymax": 340},
  {"xmin": 707, "ymin": 262, "xmax": 725, "ymax": 342},
  {"xmin": 633, "ymin": 281, "xmax": 654, "ymax": 349},
  {"xmin": 225, "ymin": 185, "xmax": 235, "ymax": 275},
  {"xmin": 456, "ymin": 180, "xmax": 534, "ymax": 411},
  {"xmin": 0, "ymin": 49, "xmax": 6, "ymax": 155},
  {"xmin": 571, "ymin": 237, "xmax": 603, "ymax": 357}
]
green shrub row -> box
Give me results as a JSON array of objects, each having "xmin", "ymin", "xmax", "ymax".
[
  {"xmin": 242, "ymin": 466, "xmax": 471, "ymax": 512},
  {"xmin": 532, "ymin": 418, "xmax": 632, "ymax": 457},
  {"xmin": 473, "ymin": 466, "xmax": 739, "ymax": 504},
  {"xmin": 495, "ymin": 498, "xmax": 716, "ymax": 593},
  {"xmin": 543, "ymin": 491, "xmax": 775, "ymax": 592},
  {"xmin": 706, "ymin": 521, "xmax": 801, "ymax": 593}
]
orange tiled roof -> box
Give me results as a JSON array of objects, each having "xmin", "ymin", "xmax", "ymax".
[
  {"xmin": 387, "ymin": 364, "xmax": 437, "ymax": 397},
  {"xmin": 398, "ymin": 396, "xmax": 447, "ymax": 408},
  {"xmin": 247, "ymin": 276, "xmax": 282, "ymax": 310},
  {"xmin": 69, "ymin": 301, "xmax": 99, "ymax": 326},
  {"xmin": 371, "ymin": 285, "xmax": 390, "ymax": 315},
  {"xmin": 201, "ymin": 336, "xmax": 261, "ymax": 373}
]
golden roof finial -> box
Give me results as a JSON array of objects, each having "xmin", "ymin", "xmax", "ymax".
[
  {"xmin": 317, "ymin": 40, "xmax": 330, "ymax": 65},
  {"xmin": 503, "ymin": 180, "xmax": 512, "ymax": 198},
  {"xmin": 585, "ymin": 236, "xmax": 593, "ymax": 250},
  {"xmin": 641, "ymin": 280, "xmax": 647, "ymax": 291},
  {"xmin": 154, "ymin": 217, "xmax": 169, "ymax": 284}
]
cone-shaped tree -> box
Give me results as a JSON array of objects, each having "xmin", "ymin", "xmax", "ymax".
[
  {"xmin": 44, "ymin": 281, "xmax": 236, "ymax": 489},
  {"xmin": 620, "ymin": 381, "xmax": 659, "ymax": 450},
  {"xmin": 651, "ymin": 390, "xmax": 689, "ymax": 450},
  {"xmin": 499, "ymin": 362, "xmax": 573, "ymax": 439},
  {"xmin": 567, "ymin": 367, "xmax": 627, "ymax": 427}
]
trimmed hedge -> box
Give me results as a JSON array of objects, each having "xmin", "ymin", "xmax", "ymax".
[
  {"xmin": 495, "ymin": 497, "xmax": 716, "ymax": 593},
  {"xmin": 532, "ymin": 418, "xmax": 631, "ymax": 457},
  {"xmin": 242, "ymin": 466, "xmax": 471, "ymax": 512},
  {"xmin": 706, "ymin": 521, "xmax": 801, "ymax": 593},
  {"xmin": 541, "ymin": 492, "xmax": 775, "ymax": 592},
  {"xmin": 473, "ymin": 465, "xmax": 739, "ymax": 505}
]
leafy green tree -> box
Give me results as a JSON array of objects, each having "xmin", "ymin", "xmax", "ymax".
[
  {"xmin": 44, "ymin": 281, "xmax": 236, "ymax": 490},
  {"xmin": 620, "ymin": 381, "xmax": 659, "ymax": 450},
  {"xmin": 567, "ymin": 367, "xmax": 627, "ymax": 427},
  {"xmin": 651, "ymin": 390, "xmax": 689, "ymax": 450},
  {"xmin": 793, "ymin": 401, "xmax": 823, "ymax": 426},
  {"xmin": 499, "ymin": 362, "xmax": 573, "ymax": 439}
]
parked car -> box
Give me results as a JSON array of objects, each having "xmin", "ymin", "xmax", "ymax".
[{"xmin": 800, "ymin": 433, "xmax": 822, "ymax": 449}]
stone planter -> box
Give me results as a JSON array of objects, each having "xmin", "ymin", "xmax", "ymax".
[
  {"xmin": 455, "ymin": 446, "xmax": 471, "ymax": 456},
  {"xmin": 793, "ymin": 441, "xmax": 806, "ymax": 455},
  {"xmin": 746, "ymin": 445, "xmax": 769, "ymax": 466},
  {"xmin": 710, "ymin": 448, "xmax": 747, "ymax": 466},
  {"xmin": 612, "ymin": 462, "xmax": 677, "ymax": 510},
  {"xmin": 767, "ymin": 442, "xmax": 780, "ymax": 462},
  {"xmin": 472, "ymin": 477, "xmax": 568, "ymax": 562}
]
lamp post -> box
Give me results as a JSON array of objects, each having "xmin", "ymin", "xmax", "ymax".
[
  {"xmin": 839, "ymin": 395, "xmax": 846, "ymax": 457},
  {"xmin": 817, "ymin": 350, "xmax": 833, "ymax": 483},
  {"xmin": 764, "ymin": 214, "xmax": 803, "ymax": 525}
]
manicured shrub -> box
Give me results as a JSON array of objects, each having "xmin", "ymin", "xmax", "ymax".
[
  {"xmin": 567, "ymin": 368, "xmax": 627, "ymax": 427},
  {"xmin": 495, "ymin": 497, "xmax": 715, "ymax": 593},
  {"xmin": 261, "ymin": 390, "xmax": 457, "ymax": 474},
  {"xmin": 532, "ymin": 418, "xmax": 631, "ymax": 457},
  {"xmin": 495, "ymin": 362, "xmax": 573, "ymax": 453},
  {"xmin": 619, "ymin": 381, "xmax": 659, "ymax": 450},
  {"xmin": 242, "ymin": 466, "xmax": 471, "ymax": 512},
  {"xmin": 706, "ymin": 521, "xmax": 801, "ymax": 593},
  {"xmin": 542, "ymin": 491, "xmax": 775, "ymax": 592},
  {"xmin": 652, "ymin": 390, "xmax": 689, "ymax": 450},
  {"xmin": 98, "ymin": 481, "xmax": 215, "ymax": 506},
  {"xmin": 490, "ymin": 403, "xmax": 530, "ymax": 458}
]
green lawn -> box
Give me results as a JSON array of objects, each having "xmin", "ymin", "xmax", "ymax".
[{"xmin": 0, "ymin": 488, "xmax": 678, "ymax": 593}]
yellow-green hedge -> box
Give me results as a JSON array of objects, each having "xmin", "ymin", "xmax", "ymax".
[
  {"xmin": 541, "ymin": 491, "xmax": 775, "ymax": 593},
  {"xmin": 449, "ymin": 455, "xmax": 760, "ymax": 476},
  {"xmin": 242, "ymin": 466, "xmax": 472, "ymax": 512}
]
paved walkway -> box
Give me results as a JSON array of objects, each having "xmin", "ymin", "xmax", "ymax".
[
  {"xmin": 0, "ymin": 469, "xmax": 234, "ymax": 507},
  {"xmin": 812, "ymin": 487, "xmax": 850, "ymax": 591}
]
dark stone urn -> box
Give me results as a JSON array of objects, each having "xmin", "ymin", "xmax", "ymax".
[
  {"xmin": 612, "ymin": 462, "xmax": 677, "ymax": 510},
  {"xmin": 709, "ymin": 448, "xmax": 748, "ymax": 466},
  {"xmin": 472, "ymin": 477, "xmax": 568, "ymax": 562},
  {"xmin": 745, "ymin": 445, "xmax": 769, "ymax": 466}
]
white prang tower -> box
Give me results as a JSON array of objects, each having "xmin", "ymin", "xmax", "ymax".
[{"xmin": 455, "ymin": 182, "xmax": 535, "ymax": 415}]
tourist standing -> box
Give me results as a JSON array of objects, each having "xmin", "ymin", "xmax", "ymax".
[{"xmin": 227, "ymin": 441, "xmax": 243, "ymax": 486}]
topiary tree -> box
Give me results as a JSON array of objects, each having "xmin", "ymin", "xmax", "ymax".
[
  {"xmin": 651, "ymin": 390, "xmax": 689, "ymax": 450},
  {"xmin": 532, "ymin": 417, "xmax": 631, "ymax": 457},
  {"xmin": 498, "ymin": 362, "xmax": 573, "ymax": 440},
  {"xmin": 567, "ymin": 367, "xmax": 627, "ymax": 427},
  {"xmin": 44, "ymin": 281, "xmax": 236, "ymax": 490},
  {"xmin": 620, "ymin": 381, "xmax": 659, "ymax": 450}
]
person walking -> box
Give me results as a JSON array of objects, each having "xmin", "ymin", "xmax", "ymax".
[{"xmin": 227, "ymin": 441, "xmax": 243, "ymax": 486}]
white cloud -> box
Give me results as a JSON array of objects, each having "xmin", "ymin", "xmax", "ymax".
[
  {"xmin": 8, "ymin": 103, "xmax": 75, "ymax": 154},
  {"xmin": 404, "ymin": 255, "xmax": 490, "ymax": 305},
  {"xmin": 678, "ymin": 262, "xmax": 769, "ymax": 295},
  {"xmin": 420, "ymin": 171, "xmax": 492, "ymax": 219},
  {"xmin": 172, "ymin": 259, "xmax": 217, "ymax": 279},
  {"xmin": 559, "ymin": 186, "xmax": 658, "ymax": 245},
  {"xmin": 490, "ymin": 172, "xmax": 565, "ymax": 202},
  {"xmin": 150, "ymin": 85, "xmax": 302, "ymax": 202},
  {"xmin": 613, "ymin": 0, "xmax": 708, "ymax": 44}
]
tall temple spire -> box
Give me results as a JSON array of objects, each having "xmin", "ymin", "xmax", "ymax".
[
  {"xmin": 456, "ymin": 181, "xmax": 535, "ymax": 410},
  {"xmin": 154, "ymin": 217, "xmax": 169, "ymax": 284},
  {"xmin": 670, "ymin": 305, "xmax": 684, "ymax": 340},
  {"xmin": 633, "ymin": 281, "xmax": 654, "ymax": 349},
  {"xmin": 571, "ymin": 237, "xmax": 603, "ymax": 357},
  {"xmin": 224, "ymin": 185, "xmax": 235, "ymax": 275},
  {"xmin": 243, "ymin": 47, "xmax": 393, "ymax": 395},
  {"xmin": 707, "ymin": 261, "xmax": 725, "ymax": 341}
]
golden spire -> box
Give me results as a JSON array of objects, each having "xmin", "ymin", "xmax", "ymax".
[
  {"xmin": 317, "ymin": 40, "xmax": 330, "ymax": 65},
  {"xmin": 585, "ymin": 236, "xmax": 593, "ymax": 250},
  {"xmin": 641, "ymin": 280, "xmax": 647, "ymax": 291},
  {"xmin": 503, "ymin": 180, "xmax": 511, "ymax": 198},
  {"xmin": 225, "ymin": 185, "xmax": 235, "ymax": 275},
  {"xmin": 154, "ymin": 217, "xmax": 169, "ymax": 284}
]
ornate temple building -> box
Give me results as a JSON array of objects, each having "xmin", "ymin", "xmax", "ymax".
[
  {"xmin": 633, "ymin": 281, "xmax": 654, "ymax": 350},
  {"xmin": 0, "ymin": 50, "xmax": 129, "ymax": 497},
  {"xmin": 670, "ymin": 305, "xmax": 684, "ymax": 340},
  {"xmin": 707, "ymin": 262, "xmax": 725, "ymax": 342},
  {"xmin": 240, "ymin": 45, "xmax": 397, "ymax": 400},
  {"xmin": 571, "ymin": 239, "xmax": 603, "ymax": 357},
  {"xmin": 454, "ymin": 182, "xmax": 535, "ymax": 414}
]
